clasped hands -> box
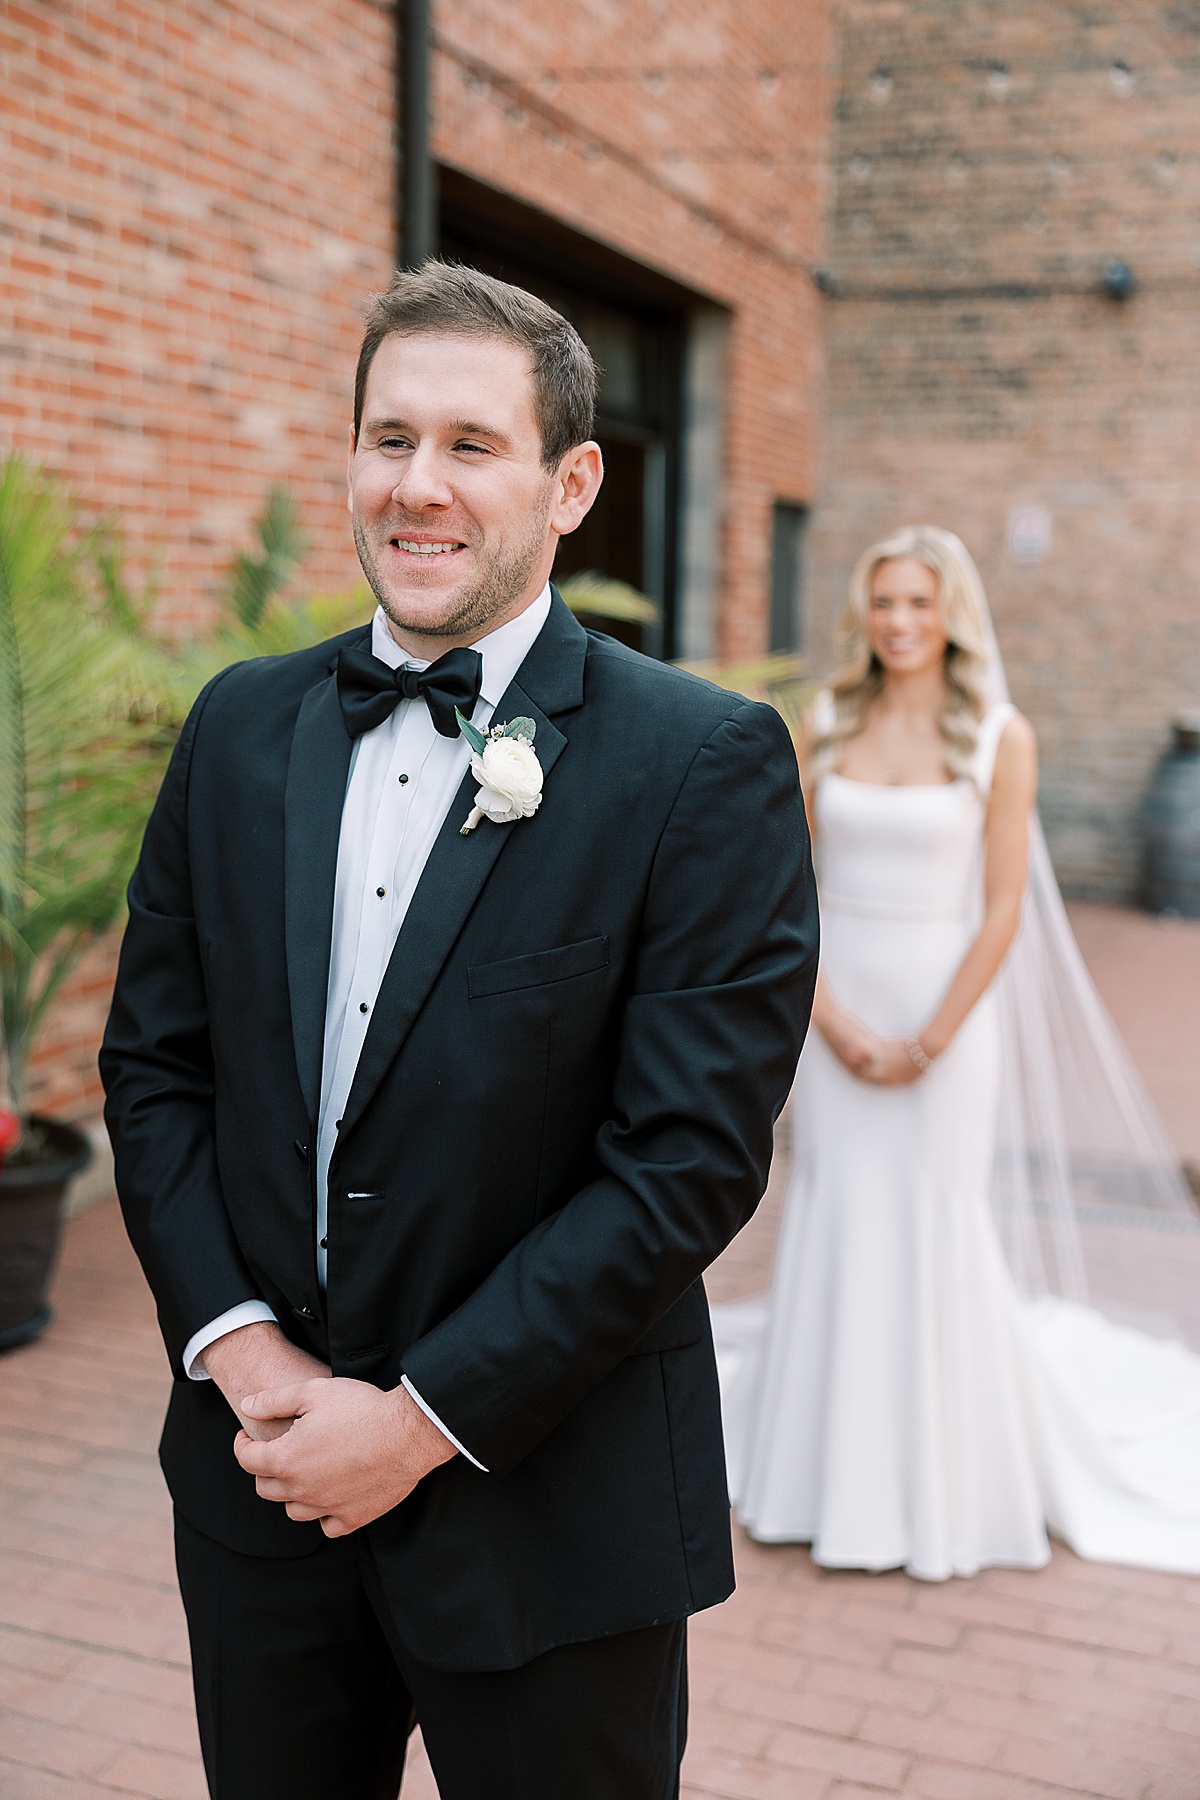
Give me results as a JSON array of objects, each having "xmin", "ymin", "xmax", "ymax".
[
  {"xmin": 203, "ymin": 1321, "xmax": 456, "ymax": 1538},
  {"xmin": 821, "ymin": 1011, "xmax": 930, "ymax": 1086}
]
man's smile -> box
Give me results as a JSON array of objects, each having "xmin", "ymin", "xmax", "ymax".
[{"xmin": 391, "ymin": 537, "xmax": 467, "ymax": 556}]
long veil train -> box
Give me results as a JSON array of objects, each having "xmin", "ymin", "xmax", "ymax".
[{"xmin": 971, "ymin": 554, "xmax": 1200, "ymax": 1352}]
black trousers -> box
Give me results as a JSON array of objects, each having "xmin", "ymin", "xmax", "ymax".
[{"xmin": 174, "ymin": 1511, "xmax": 688, "ymax": 1800}]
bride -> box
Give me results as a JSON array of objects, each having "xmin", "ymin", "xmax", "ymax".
[{"xmin": 715, "ymin": 525, "xmax": 1200, "ymax": 1581}]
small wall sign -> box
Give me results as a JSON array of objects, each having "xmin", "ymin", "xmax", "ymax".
[{"xmin": 1007, "ymin": 504, "xmax": 1053, "ymax": 563}]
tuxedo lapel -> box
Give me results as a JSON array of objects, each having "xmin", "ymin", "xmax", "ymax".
[
  {"xmin": 283, "ymin": 659, "xmax": 357, "ymax": 1120},
  {"xmin": 337, "ymin": 595, "xmax": 586, "ymax": 1139}
]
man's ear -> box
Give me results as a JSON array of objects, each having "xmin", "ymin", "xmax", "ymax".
[
  {"xmin": 346, "ymin": 424, "xmax": 357, "ymax": 514},
  {"xmin": 550, "ymin": 441, "xmax": 604, "ymax": 538}
]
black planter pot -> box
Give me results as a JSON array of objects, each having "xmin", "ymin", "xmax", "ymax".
[
  {"xmin": 0, "ymin": 1116, "xmax": 92, "ymax": 1351},
  {"xmin": 1142, "ymin": 714, "xmax": 1200, "ymax": 918}
]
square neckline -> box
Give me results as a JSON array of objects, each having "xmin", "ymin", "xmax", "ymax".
[{"xmin": 824, "ymin": 771, "xmax": 967, "ymax": 792}]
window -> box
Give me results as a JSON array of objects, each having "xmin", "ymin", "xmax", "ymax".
[{"xmin": 770, "ymin": 502, "xmax": 808, "ymax": 654}]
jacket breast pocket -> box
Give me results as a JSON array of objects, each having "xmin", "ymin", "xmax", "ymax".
[{"xmin": 468, "ymin": 936, "xmax": 609, "ymax": 1000}]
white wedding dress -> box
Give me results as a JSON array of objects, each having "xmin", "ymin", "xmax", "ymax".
[{"xmin": 715, "ymin": 704, "xmax": 1200, "ymax": 1580}]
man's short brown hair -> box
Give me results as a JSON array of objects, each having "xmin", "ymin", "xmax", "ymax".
[{"xmin": 354, "ymin": 262, "xmax": 598, "ymax": 468}]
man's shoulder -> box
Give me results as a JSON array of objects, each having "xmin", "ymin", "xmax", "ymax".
[
  {"xmin": 581, "ymin": 632, "xmax": 753, "ymax": 736},
  {"xmin": 582, "ymin": 630, "xmax": 741, "ymax": 720},
  {"xmin": 192, "ymin": 622, "xmax": 370, "ymax": 724}
]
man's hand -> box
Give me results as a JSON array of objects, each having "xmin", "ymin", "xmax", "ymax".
[
  {"xmin": 234, "ymin": 1379, "xmax": 458, "ymax": 1536},
  {"xmin": 202, "ymin": 1320, "xmax": 332, "ymax": 1442}
]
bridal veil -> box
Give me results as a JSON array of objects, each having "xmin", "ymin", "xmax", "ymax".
[{"xmin": 949, "ymin": 532, "xmax": 1200, "ymax": 1350}]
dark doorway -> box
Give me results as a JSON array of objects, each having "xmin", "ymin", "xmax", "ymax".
[{"xmin": 438, "ymin": 168, "xmax": 696, "ymax": 657}]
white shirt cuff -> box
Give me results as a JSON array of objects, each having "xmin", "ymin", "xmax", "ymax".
[
  {"xmin": 184, "ymin": 1314, "xmax": 487, "ymax": 1472},
  {"xmin": 401, "ymin": 1374, "xmax": 488, "ymax": 1472},
  {"xmin": 183, "ymin": 1301, "xmax": 279, "ymax": 1380}
]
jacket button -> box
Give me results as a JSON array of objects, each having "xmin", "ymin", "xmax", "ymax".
[
  {"xmin": 292, "ymin": 1305, "xmax": 316, "ymax": 1321},
  {"xmin": 293, "ymin": 1139, "xmax": 309, "ymax": 1163}
]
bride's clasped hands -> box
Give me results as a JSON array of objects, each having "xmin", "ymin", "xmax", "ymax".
[
  {"xmin": 814, "ymin": 1003, "xmax": 923, "ymax": 1087},
  {"xmin": 809, "ymin": 546, "xmax": 1035, "ymax": 1096}
]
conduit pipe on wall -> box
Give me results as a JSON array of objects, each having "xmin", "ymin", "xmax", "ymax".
[{"xmin": 399, "ymin": 0, "xmax": 435, "ymax": 268}]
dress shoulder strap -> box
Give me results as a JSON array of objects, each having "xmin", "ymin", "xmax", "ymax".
[
  {"xmin": 810, "ymin": 687, "xmax": 837, "ymax": 737},
  {"xmin": 972, "ymin": 701, "xmax": 1017, "ymax": 795}
]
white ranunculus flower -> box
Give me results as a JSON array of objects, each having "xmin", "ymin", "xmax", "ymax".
[{"xmin": 470, "ymin": 735, "xmax": 543, "ymax": 824}]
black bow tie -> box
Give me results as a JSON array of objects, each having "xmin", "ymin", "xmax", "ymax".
[{"xmin": 336, "ymin": 644, "xmax": 484, "ymax": 741}]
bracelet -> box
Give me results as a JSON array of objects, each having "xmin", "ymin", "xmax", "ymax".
[{"xmin": 904, "ymin": 1035, "xmax": 934, "ymax": 1074}]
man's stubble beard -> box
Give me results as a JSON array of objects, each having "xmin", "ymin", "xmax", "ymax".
[{"xmin": 353, "ymin": 492, "xmax": 554, "ymax": 646}]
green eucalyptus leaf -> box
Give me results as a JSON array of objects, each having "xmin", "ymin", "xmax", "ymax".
[
  {"xmin": 455, "ymin": 708, "xmax": 487, "ymax": 755},
  {"xmin": 502, "ymin": 716, "xmax": 537, "ymax": 743}
]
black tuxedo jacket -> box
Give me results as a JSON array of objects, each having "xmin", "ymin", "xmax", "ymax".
[{"xmin": 101, "ymin": 591, "xmax": 818, "ymax": 1671}]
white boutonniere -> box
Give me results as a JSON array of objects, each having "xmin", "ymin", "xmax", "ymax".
[{"xmin": 455, "ymin": 708, "xmax": 543, "ymax": 835}]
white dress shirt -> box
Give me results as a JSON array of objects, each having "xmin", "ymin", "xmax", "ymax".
[{"xmin": 181, "ymin": 584, "xmax": 554, "ymax": 1472}]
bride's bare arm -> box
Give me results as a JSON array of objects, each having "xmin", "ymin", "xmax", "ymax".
[
  {"xmin": 796, "ymin": 713, "xmax": 877, "ymax": 1076},
  {"xmin": 920, "ymin": 713, "xmax": 1038, "ymax": 1054},
  {"xmin": 864, "ymin": 714, "xmax": 1038, "ymax": 1085},
  {"xmin": 798, "ymin": 706, "xmax": 902, "ymax": 1078},
  {"xmin": 812, "ymin": 974, "xmax": 879, "ymax": 1074}
]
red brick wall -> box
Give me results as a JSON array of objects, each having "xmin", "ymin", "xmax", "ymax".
[
  {"xmin": 809, "ymin": 0, "xmax": 1200, "ymax": 898},
  {"xmin": 1, "ymin": 0, "xmax": 396, "ymax": 634},
  {"xmin": 429, "ymin": 1, "xmax": 835, "ymax": 659},
  {"xmin": 4, "ymin": 0, "xmax": 397, "ymax": 1119},
  {"xmin": 25, "ymin": 936, "xmax": 120, "ymax": 1122},
  {"xmin": 4, "ymin": 0, "xmax": 833, "ymax": 1118}
]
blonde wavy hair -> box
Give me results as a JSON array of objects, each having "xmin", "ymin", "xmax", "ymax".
[{"xmin": 808, "ymin": 525, "xmax": 993, "ymax": 784}]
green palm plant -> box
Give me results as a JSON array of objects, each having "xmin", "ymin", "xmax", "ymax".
[
  {"xmin": 227, "ymin": 485, "xmax": 308, "ymax": 630},
  {"xmin": 174, "ymin": 486, "xmax": 369, "ymax": 708},
  {"xmin": 557, "ymin": 570, "xmax": 660, "ymax": 628},
  {"xmin": 0, "ymin": 456, "xmax": 174, "ymax": 1122},
  {"xmin": 175, "ymin": 584, "xmax": 372, "ymax": 707},
  {"xmin": 672, "ymin": 648, "xmax": 815, "ymax": 739}
]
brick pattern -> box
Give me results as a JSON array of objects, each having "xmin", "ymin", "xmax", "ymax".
[
  {"xmin": 687, "ymin": 1542, "xmax": 1200, "ymax": 1800},
  {"xmin": 3, "ymin": 0, "xmax": 834, "ymax": 1114},
  {"xmin": 25, "ymin": 936, "xmax": 121, "ymax": 1123},
  {"xmin": 427, "ymin": 0, "xmax": 834, "ymax": 661},
  {"xmin": 808, "ymin": 0, "xmax": 1200, "ymax": 898},
  {"xmin": 1066, "ymin": 906, "xmax": 1200, "ymax": 1167},
  {"xmin": 1, "ymin": 0, "xmax": 833, "ymax": 650},
  {"xmin": 0, "ymin": 1205, "xmax": 205, "ymax": 1798},
  {"xmin": 1, "ymin": 0, "xmax": 396, "ymax": 633}
]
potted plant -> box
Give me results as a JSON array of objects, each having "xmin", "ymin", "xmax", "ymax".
[{"xmin": 0, "ymin": 456, "xmax": 173, "ymax": 1349}]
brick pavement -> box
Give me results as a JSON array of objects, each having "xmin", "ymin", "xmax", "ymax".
[
  {"xmin": 1065, "ymin": 906, "xmax": 1200, "ymax": 1168},
  {"xmin": 2, "ymin": 902, "xmax": 1199, "ymax": 1798}
]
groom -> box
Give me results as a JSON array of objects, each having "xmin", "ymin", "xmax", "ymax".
[{"xmin": 101, "ymin": 263, "xmax": 817, "ymax": 1800}]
